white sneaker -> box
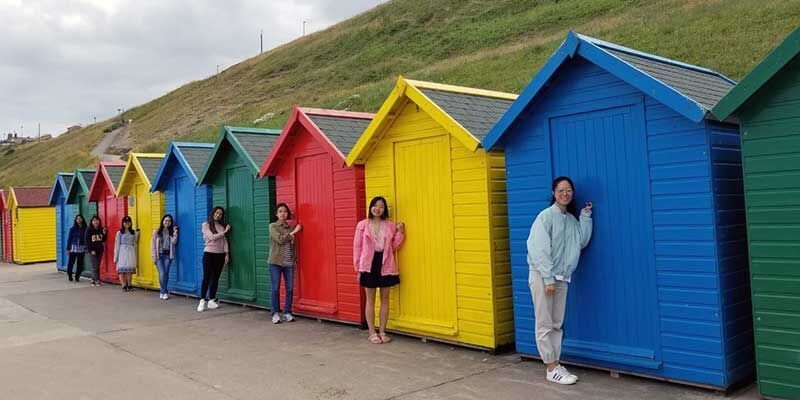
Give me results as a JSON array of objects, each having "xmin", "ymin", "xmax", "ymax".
[
  {"xmin": 197, "ymin": 299, "xmax": 206, "ymax": 312},
  {"xmin": 546, "ymin": 366, "xmax": 577, "ymax": 385},
  {"xmin": 207, "ymin": 299, "xmax": 219, "ymax": 310},
  {"xmin": 272, "ymin": 313, "xmax": 282, "ymax": 324},
  {"xmin": 557, "ymin": 365, "xmax": 578, "ymax": 381},
  {"xmin": 163, "ymin": 293, "xmax": 169, "ymax": 300},
  {"xmin": 283, "ymin": 313, "xmax": 294, "ymax": 322},
  {"xmin": 159, "ymin": 293, "xmax": 165, "ymax": 300}
]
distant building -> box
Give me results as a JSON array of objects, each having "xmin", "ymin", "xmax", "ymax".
[{"xmin": 0, "ymin": 133, "xmax": 34, "ymax": 145}]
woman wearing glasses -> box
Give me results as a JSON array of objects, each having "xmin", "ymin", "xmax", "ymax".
[{"xmin": 527, "ymin": 176, "xmax": 593, "ymax": 385}]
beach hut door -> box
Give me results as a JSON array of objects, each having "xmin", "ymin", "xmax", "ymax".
[
  {"xmin": 224, "ymin": 167, "xmax": 257, "ymax": 301},
  {"xmin": 294, "ymin": 154, "xmax": 337, "ymax": 315},
  {"xmin": 389, "ymin": 135, "xmax": 458, "ymax": 336},
  {"xmin": 547, "ymin": 103, "xmax": 661, "ymax": 369}
]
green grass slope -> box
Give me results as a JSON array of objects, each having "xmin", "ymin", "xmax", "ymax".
[{"xmin": 2, "ymin": 0, "xmax": 798, "ymax": 186}]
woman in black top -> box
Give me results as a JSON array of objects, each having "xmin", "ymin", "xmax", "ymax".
[
  {"xmin": 85, "ymin": 216, "xmax": 107, "ymax": 286},
  {"xmin": 66, "ymin": 215, "xmax": 88, "ymax": 282}
]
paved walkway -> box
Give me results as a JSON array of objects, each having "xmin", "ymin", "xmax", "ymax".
[{"xmin": 0, "ymin": 263, "xmax": 759, "ymax": 400}]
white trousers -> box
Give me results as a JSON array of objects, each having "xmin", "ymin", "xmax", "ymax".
[{"xmin": 529, "ymin": 270, "xmax": 569, "ymax": 364}]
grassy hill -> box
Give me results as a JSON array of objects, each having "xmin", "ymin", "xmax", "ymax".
[{"xmin": 2, "ymin": 0, "xmax": 799, "ymax": 187}]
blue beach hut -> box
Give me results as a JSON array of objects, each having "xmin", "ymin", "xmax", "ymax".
[
  {"xmin": 48, "ymin": 172, "xmax": 75, "ymax": 272},
  {"xmin": 150, "ymin": 142, "xmax": 214, "ymax": 297},
  {"xmin": 482, "ymin": 32, "xmax": 753, "ymax": 389}
]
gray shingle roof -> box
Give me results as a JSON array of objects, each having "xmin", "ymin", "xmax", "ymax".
[
  {"xmin": 106, "ymin": 165, "xmax": 125, "ymax": 188},
  {"xmin": 79, "ymin": 171, "xmax": 95, "ymax": 190},
  {"xmin": 62, "ymin": 174, "xmax": 74, "ymax": 191},
  {"xmin": 419, "ymin": 89, "xmax": 515, "ymax": 141},
  {"xmin": 138, "ymin": 156, "xmax": 164, "ymax": 182},
  {"xmin": 306, "ymin": 114, "xmax": 372, "ymax": 156},
  {"xmin": 601, "ymin": 47, "xmax": 734, "ymax": 111},
  {"xmin": 178, "ymin": 146, "xmax": 214, "ymax": 180},
  {"xmin": 231, "ymin": 131, "xmax": 280, "ymax": 169}
]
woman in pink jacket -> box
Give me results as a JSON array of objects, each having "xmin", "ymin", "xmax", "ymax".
[{"xmin": 353, "ymin": 196, "xmax": 405, "ymax": 344}]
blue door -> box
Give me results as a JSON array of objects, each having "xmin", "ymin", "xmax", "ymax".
[
  {"xmin": 547, "ymin": 99, "xmax": 661, "ymax": 369},
  {"xmin": 172, "ymin": 175, "xmax": 198, "ymax": 294}
]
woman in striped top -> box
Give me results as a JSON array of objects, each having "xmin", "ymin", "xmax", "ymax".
[{"xmin": 268, "ymin": 203, "xmax": 302, "ymax": 324}]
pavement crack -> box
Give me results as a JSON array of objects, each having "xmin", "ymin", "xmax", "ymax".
[{"xmin": 386, "ymin": 360, "xmax": 523, "ymax": 400}]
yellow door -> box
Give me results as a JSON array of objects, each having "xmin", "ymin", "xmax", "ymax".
[
  {"xmin": 386, "ymin": 134, "xmax": 458, "ymax": 336},
  {"xmin": 131, "ymin": 182, "xmax": 158, "ymax": 288}
]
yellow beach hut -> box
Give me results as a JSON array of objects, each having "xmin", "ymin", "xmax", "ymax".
[
  {"xmin": 116, "ymin": 153, "xmax": 165, "ymax": 289},
  {"xmin": 8, "ymin": 187, "xmax": 56, "ymax": 264},
  {"xmin": 346, "ymin": 77, "xmax": 517, "ymax": 350}
]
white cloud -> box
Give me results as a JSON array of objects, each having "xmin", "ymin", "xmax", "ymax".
[{"xmin": 0, "ymin": 0, "xmax": 385, "ymax": 136}]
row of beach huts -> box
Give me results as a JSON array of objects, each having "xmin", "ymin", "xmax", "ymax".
[{"xmin": 0, "ymin": 30, "xmax": 798, "ymax": 398}]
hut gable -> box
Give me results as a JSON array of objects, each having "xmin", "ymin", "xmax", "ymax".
[
  {"xmin": 346, "ymin": 77, "xmax": 517, "ymax": 166},
  {"xmin": 48, "ymin": 173, "xmax": 74, "ymax": 206},
  {"xmin": 714, "ymin": 27, "xmax": 800, "ymax": 120},
  {"xmin": 117, "ymin": 153, "xmax": 165, "ymax": 195},
  {"xmin": 66, "ymin": 169, "xmax": 96, "ymax": 204},
  {"xmin": 151, "ymin": 142, "xmax": 214, "ymax": 191},
  {"xmin": 483, "ymin": 31, "xmax": 736, "ymax": 150},
  {"xmin": 199, "ymin": 126, "xmax": 281, "ymax": 183},
  {"xmin": 259, "ymin": 107, "xmax": 374, "ymax": 177}
]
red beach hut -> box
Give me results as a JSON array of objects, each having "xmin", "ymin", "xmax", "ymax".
[
  {"xmin": 88, "ymin": 161, "xmax": 128, "ymax": 283},
  {"xmin": 259, "ymin": 107, "xmax": 373, "ymax": 324}
]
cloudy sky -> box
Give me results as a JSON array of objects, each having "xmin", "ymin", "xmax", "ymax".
[{"xmin": 0, "ymin": 0, "xmax": 385, "ymax": 137}]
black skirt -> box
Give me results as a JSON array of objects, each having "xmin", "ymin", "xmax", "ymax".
[{"xmin": 359, "ymin": 251, "xmax": 399, "ymax": 288}]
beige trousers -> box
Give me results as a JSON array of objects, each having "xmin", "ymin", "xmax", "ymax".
[{"xmin": 529, "ymin": 270, "xmax": 569, "ymax": 364}]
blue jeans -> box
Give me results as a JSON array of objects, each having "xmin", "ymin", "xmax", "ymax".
[
  {"xmin": 155, "ymin": 253, "xmax": 172, "ymax": 295},
  {"xmin": 269, "ymin": 264, "xmax": 294, "ymax": 315}
]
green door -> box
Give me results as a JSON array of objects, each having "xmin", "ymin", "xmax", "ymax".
[
  {"xmin": 77, "ymin": 194, "xmax": 97, "ymax": 277},
  {"xmin": 222, "ymin": 166, "xmax": 256, "ymax": 302}
]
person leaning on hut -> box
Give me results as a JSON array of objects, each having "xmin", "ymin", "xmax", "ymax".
[{"xmin": 528, "ymin": 176, "xmax": 593, "ymax": 385}]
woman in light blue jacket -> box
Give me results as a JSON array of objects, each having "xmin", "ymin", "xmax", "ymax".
[{"xmin": 527, "ymin": 176, "xmax": 593, "ymax": 385}]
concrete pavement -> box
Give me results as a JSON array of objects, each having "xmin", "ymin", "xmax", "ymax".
[{"xmin": 0, "ymin": 262, "xmax": 759, "ymax": 400}]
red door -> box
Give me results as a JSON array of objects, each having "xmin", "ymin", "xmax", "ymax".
[
  {"xmin": 99, "ymin": 194, "xmax": 125, "ymax": 282},
  {"xmin": 293, "ymin": 153, "xmax": 337, "ymax": 315}
]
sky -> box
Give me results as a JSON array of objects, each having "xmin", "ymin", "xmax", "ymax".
[{"xmin": 0, "ymin": 0, "xmax": 385, "ymax": 138}]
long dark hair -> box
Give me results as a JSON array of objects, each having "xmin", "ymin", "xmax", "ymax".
[
  {"xmin": 550, "ymin": 176, "xmax": 578, "ymax": 217},
  {"xmin": 207, "ymin": 206, "xmax": 227, "ymax": 234},
  {"xmin": 72, "ymin": 214, "xmax": 86, "ymax": 229},
  {"xmin": 367, "ymin": 196, "xmax": 389, "ymax": 220},
  {"xmin": 119, "ymin": 216, "xmax": 135, "ymax": 235},
  {"xmin": 158, "ymin": 214, "xmax": 175, "ymax": 236},
  {"xmin": 89, "ymin": 216, "xmax": 103, "ymax": 231}
]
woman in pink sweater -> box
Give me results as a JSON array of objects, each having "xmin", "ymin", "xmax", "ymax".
[
  {"xmin": 198, "ymin": 206, "xmax": 230, "ymax": 312},
  {"xmin": 353, "ymin": 196, "xmax": 405, "ymax": 344}
]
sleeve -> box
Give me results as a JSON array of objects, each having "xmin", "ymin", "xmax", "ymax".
[
  {"xmin": 579, "ymin": 210, "xmax": 593, "ymax": 249},
  {"xmin": 528, "ymin": 212, "xmax": 556, "ymax": 285},
  {"xmin": 352, "ymin": 221, "xmax": 365, "ymax": 272},
  {"xmin": 269, "ymin": 223, "xmax": 291, "ymax": 245},
  {"xmin": 391, "ymin": 223, "xmax": 405, "ymax": 250},
  {"xmin": 223, "ymin": 236, "xmax": 229, "ymax": 253},
  {"xmin": 114, "ymin": 232, "xmax": 121, "ymax": 263},
  {"xmin": 170, "ymin": 230, "xmax": 179, "ymax": 245}
]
